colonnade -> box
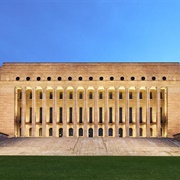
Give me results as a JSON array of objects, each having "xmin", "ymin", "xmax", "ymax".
[{"xmin": 14, "ymin": 86, "xmax": 167, "ymax": 138}]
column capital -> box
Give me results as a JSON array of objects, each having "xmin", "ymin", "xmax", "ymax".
[
  {"xmin": 42, "ymin": 86, "xmax": 47, "ymax": 90},
  {"xmin": 62, "ymin": 86, "xmax": 67, "ymax": 90},
  {"xmin": 135, "ymin": 86, "xmax": 140, "ymax": 90},
  {"xmin": 156, "ymin": 86, "xmax": 161, "ymax": 90},
  {"xmin": 94, "ymin": 87, "xmax": 98, "ymax": 91},
  {"xmin": 52, "ymin": 86, "xmax": 57, "ymax": 90},
  {"xmin": 21, "ymin": 86, "xmax": 26, "ymax": 92}
]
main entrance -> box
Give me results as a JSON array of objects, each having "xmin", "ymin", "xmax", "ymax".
[{"xmin": 89, "ymin": 128, "xmax": 93, "ymax": 137}]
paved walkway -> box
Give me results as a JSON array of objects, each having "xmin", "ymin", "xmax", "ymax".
[{"xmin": 0, "ymin": 137, "xmax": 180, "ymax": 156}]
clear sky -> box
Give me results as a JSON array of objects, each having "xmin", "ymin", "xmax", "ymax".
[{"xmin": 0, "ymin": 0, "xmax": 180, "ymax": 66}]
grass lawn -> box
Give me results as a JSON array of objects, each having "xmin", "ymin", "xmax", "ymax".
[{"xmin": 0, "ymin": 156, "xmax": 180, "ymax": 180}]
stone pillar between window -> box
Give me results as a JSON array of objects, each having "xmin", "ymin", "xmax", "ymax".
[
  {"xmin": 125, "ymin": 87, "xmax": 129, "ymax": 137},
  {"xmin": 32, "ymin": 87, "xmax": 36, "ymax": 137},
  {"xmin": 53, "ymin": 87, "xmax": 57, "ymax": 137},
  {"xmin": 136, "ymin": 87, "xmax": 140, "ymax": 137},
  {"xmin": 73, "ymin": 88, "xmax": 77, "ymax": 137},
  {"xmin": 21, "ymin": 86, "xmax": 26, "ymax": 137},
  {"xmin": 42, "ymin": 87, "xmax": 46, "ymax": 137},
  {"xmin": 156, "ymin": 87, "xmax": 161, "ymax": 137},
  {"xmin": 63, "ymin": 87, "xmax": 67, "ymax": 137},
  {"xmin": 165, "ymin": 87, "xmax": 168, "ymax": 137},
  {"xmin": 146, "ymin": 87, "xmax": 150, "ymax": 137},
  {"xmin": 115, "ymin": 87, "xmax": 119, "ymax": 137},
  {"xmin": 84, "ymin": 88, "xmax": 88, "ymax": 137},
  {"xmin": 94, "ymin": 88, "xmax": 98, "ymax": 137},
  {"xmin": 105, "ymin": 88, "xmax": 108, "ymax": 137}
]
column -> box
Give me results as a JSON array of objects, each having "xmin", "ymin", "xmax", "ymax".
[
  {"xmin": 125, "ymin": 87, "xmax": 129, "ymax": 137},
  {"xmin": 73, "ymin": 88, "xmax": 77, "ymax": 137},
  {"xmin": 21, "ymin": 86, "xmax": 26, "ymax": 137},
  {"xmin": 53, "ymin": 87, "xmax": 57, "ymax": 137},
  {"xmin": 165, "ymin": 87, "xmax": 168, "ymax": 137},
  {"xmin": 115, "ymin": 87, "xmax": 119, "ymax": 137},
  {"xmin": 136, "ymin": 87, "xmax": 140, "ymax": 137},
  {"xmin": 94, "ymin": 88, "xmax": 98, "ymax": 137},
  {"xmin": 32, "ymin": 87, "xmax": 36, "ymax": 137},
  {"xmin": 146, "ymin": 87, "xmax": 150, "ymax": 137},
  {"xmin": 42, "ymin": 87, "xmax": 46, "ymax": 137},
  {"xmin": 84, "ymin": 88, "xmax": 88, "ymax": 137},
  {"xmin": 63, "ymin": 87, "xmax": 67, "ymax": 137},
  {"xmin": 156, "ymin": 87, "xmax": 161, "ymax": 137},
  {"xmin": 104, "ymin": 88, "xmax": 108, "ymax": 137}
]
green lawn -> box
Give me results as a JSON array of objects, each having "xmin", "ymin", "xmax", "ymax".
[{"xmin": 0, "ymin": 156, "xmax": 180, "ymax": 180}]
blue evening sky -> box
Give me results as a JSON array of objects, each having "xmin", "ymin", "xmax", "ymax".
[{"xmin": 0, "ymin": 0, "xmax": 180, "ymax": 66}]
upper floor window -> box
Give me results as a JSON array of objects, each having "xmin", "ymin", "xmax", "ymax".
[
  {"xmin": 37, "ymin": 77, "xmax": 41, "ymax": 81},
  {"xmin": 47, "ymin": 77, "xmax": 51, "ymax": 81},
  {"xmin": 40, "ymin": 92, "xmax": 42, "ymax": 99},
  {"xmin": 89, "ymin": 92, "xmax": 93, "ymax": 99},
  {"xmin": 139, "ymin": 92, "xmax": 142, "ymax": 99},
  {"xmin": 160, "ymin": 92, "xmax": 163, "ymax": 99},
  {"xmin": 129, "ymin": 92, "xmax": 133, "ymax": 99},
  {"xmin": 78, "ymin": 77, "xmax": 83, "ymax": 81},
  {"xmin": 16, "ymin": 77, "xmax": 20, "ymax": 81},
  {"xmin": 89, "ymin": 76, "xmax": 93, "ymax": 81},
  {"xmin": 99, "ymin": 92, "xmax": 103, "ymax": 99},
  {"xmin": 141, "ymin": 76, "xmax": 145, "ymax": 81},
  {"xmin": 162, "ymin": 76, "xmax": 166, "ymax": 81},
  {"xmin": 57, "ymin": 77, "xmax": 61, "ymax": 81},
  {"xmin": 30, "ymin": 92, "xmax": 32, "ymax": 99},
  {"xmin": 99, "ymin": 77, "xmax": 103, "ymax": 81},
  {"xmin": 120, "ymin": 76, "xmax": 124, "ymax": 81},
  {"xmin": 26, "ymin": 77, "xmax": 30, "ymax": 81},
  {"xmin": 49, "ymin": 92, "xmax": 53, "ymax": 99},
  {"xmin": 110, "ymin": 76, "xmax": 114, "ymax": 81},
  {"xmin": 119, "ymin": 92, "xmax": 123, "ymax": 99},
  {"xmin": 109, "ymin": 92, "xmax": 113, "ymax": 99},
  {"xmin": 69, "ymin": 92, "xmax": 73, "ymax": 99},
  {"xmin": 59, "ymin": 92, "xmax": 63, "ymax": 99},
  {"xmin": 79, "ymin": 92, "xmax": 83, "ymax": 99},
  {"xmin": 150, "ymin": 92, "xmax": 152, "ymax": 99}
]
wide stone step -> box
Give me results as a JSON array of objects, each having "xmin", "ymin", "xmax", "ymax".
[{"xmin": 0, "ymin": 137, "xmax": 180, "ymax": 156}]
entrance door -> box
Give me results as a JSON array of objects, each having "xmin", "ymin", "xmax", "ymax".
[
  {"xmin": 119, "ymin": 128, "xmax": 123, "ymax": 137},
  {"xmin": 89, "ymin": 128, "xmax": 93, "ymax": 137},
  {"xmin": 59, "ymin": 128, "xmax": 63, "ymax": 137}
]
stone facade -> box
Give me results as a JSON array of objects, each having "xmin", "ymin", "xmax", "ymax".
[{"xmin": 0, "ymin": 62, "xmax": 179, "ymax": 138}]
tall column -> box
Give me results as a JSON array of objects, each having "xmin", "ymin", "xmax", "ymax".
[
  {"xmin": 14, "ymin": 88, "xmax": 18, "ymax": 137},
  {"xmin": 84, "ymin": 88, "xmax": 88, "ymax": 137},
  {"xmin": 136, "ymin": 87, "xmax": 140, "ymax": 137},
  {"xmin": 32, "ymin": 87, "xmax": 36, "ymax": 137},
  {"xmin": 125, "ymin": 87, "xmax": 129, "ymax": 137},
  {"xmin": 21, "ymin": 86, "xmax": 26, "ymax": 137},
  {"xmin": 94, "ymin": 88, "xmax": 98, "ymax": 137},
  {"xmin": 53, "ymin": 87, "xmax": 57, "ymax": 137},
  {"xmin": 156, "ymin": 87, "xmax": 161, "ymax": 137},
  {"xmin": 63, "ymin": 87, "xmax": 67, "ymax": 137},
  {"xmin": 146, "ymin": 87, "xmax": 150, "ymax": 137},
  {"xmin": 115, "ymin": 87, "xmax": 119, "ymax": 137},
  {"xmin": 42, "ymin": 87, "xmax": 46, "ymax": 137},
  {"xmin": 165, "ymin": 87, "xmax": 168, "ymax": 137},
  {"xmin": 105, "ymin": 88, "xmax": 108, "ymax": 137},
  {"xmin": 73, "ymin": 88, "xmax": 77, "ymax": 137}
]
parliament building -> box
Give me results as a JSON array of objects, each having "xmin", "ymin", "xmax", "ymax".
[{"xmin": 0, "ymin": 62, "xmax": 179, "ymax": 138}]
